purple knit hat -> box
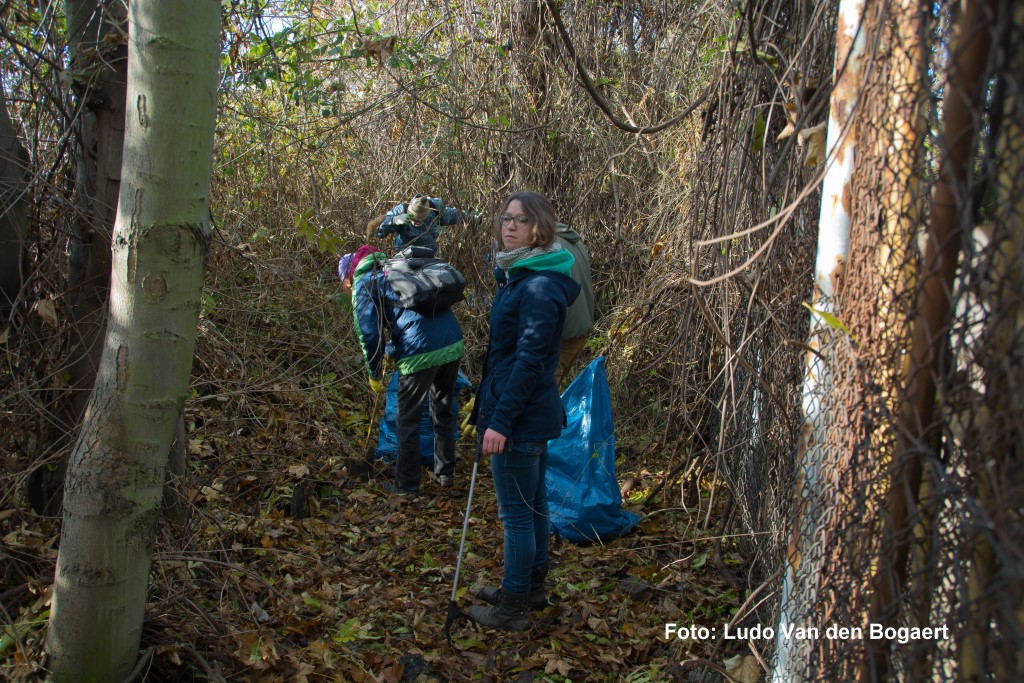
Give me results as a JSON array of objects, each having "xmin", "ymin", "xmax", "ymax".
[
  {"xmin": 338, "ymin": 253, "xmax": 355, "ymax": 283},
  {"xmin": 339, "ymin": 244, "xmax": 377, "ymax": 284}
]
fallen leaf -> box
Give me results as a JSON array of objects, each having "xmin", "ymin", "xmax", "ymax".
[
  {"xmin": 33, "ymin": 299, "xmax": 57, "ymax": 329},
  {"xmin": 544, "ymin": 656, "xmax": 573, "ymax": 676},
  {"xmin": 725, "ymin": 654, "xmax": 762, "ymax": 683},
  {"xmin": 453, "ymin": 635, "xmax": 486, "ymax": 650},
  {"xmin": 251, "ymin": 601, "xmax": 271, "ymax": 622},
  {"xmin": 288, "ymin": 463, "xmax": 310, "ymax": 477},
  {"xmin": 200, "ymin": 484, "xmax": 224, "ymax": 502}
]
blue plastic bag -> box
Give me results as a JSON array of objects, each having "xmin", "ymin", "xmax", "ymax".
[
  {"xmin": 546, "ymin": 357, "xmax": 641, "ymax": 544},
  {"xmin": 376, "ymin": 370, "xmax": 473, "ymax": 466}
]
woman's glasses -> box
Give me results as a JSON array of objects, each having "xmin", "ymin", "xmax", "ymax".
[{"xmin": 500, "ymin": 214, "xmax": 531, "ymax": 226}]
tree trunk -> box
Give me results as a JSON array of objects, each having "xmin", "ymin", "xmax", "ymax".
[
  {"xmin": 955, "ymin": 2, "xmax": 1023, "ymax": 678},
  {"xmin": 774, "ymin": 0, "xmax": 865, "ymax": 679},
  {"xmin": 504, "ymin": 0, "xmax": 553, "ymax": 193},
  {"xmin": 64, "ymin": 0, "xmax": 128, "ymax": 424},
  {"xmin": 45, "ymin": 2, "xmax": 221, "ymax": 680},
  {"xmin": 874, "ymin": 3, "xmax": 932, "ymax": 681},
  {"xmin": 862, "ymin": 0, "xmax": 996, "ymax": 679},
  {"xmin": 27, "ymin": 0, "xmax": 130, "ymax": 516},
  {"xmin": 0, "ymin": 79, "xmax": 28, "ymax": 315}
]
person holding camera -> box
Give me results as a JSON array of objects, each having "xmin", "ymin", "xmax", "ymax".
[{"xmin": 376, "ymin": 194, "xmax": 469, "ymax": 254}]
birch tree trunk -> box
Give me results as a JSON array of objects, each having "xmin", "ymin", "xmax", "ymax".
[
  {"xmin": 773, "ymin": 0, "xmax": 865, "ymax": 680},
  {"xmin": 45, "ymin": 2, "xmax": 221, "ymax": 680}
]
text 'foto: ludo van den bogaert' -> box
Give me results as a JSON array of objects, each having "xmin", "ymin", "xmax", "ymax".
[{"xmin": 664, "ymin": 622, "xmax": 950, "ymax": 644}]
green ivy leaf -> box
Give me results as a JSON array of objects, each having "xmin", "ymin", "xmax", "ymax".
[
  {"xmin": 752, "ymin": 114, "xmax": 766, "ymax": 153},
  {"xmin": 802, "ymin": 302, "xmax": 855, "ymax": 340}
]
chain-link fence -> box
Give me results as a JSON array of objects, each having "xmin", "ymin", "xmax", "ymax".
[{"xmin": 651, "ymin": 0, "xmax": 1024, "ymax": 679}]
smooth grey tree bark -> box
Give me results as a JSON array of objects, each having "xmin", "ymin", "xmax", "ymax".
[
  {"xmin": 26, "ymin": 0, "xmax": 132, "ymax": 517},
  {"xmin": 45, "ymin": 1, "xmax": 221, "ymax": 680}
]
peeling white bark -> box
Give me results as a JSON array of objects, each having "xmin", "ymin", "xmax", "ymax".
[{"xmin": 774, "ymin": 0, "xmax": 866, "ymax": 681}]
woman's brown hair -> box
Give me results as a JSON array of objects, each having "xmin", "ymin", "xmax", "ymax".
[{"xmin": 493, "ymin": 191, "xmax": 557, "ymax": 249}]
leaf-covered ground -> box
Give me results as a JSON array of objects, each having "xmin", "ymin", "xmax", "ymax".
[
  {"xmin": 3, "ymin": 433, "xmax": 755, "ymax": 682},
  {"xmin": 2, "ymin": 245, "xmax": 759, "ymax": 682},
  {"xmin": 178, "ymin": 448, "xmax": 745, "ymax": 683},
  {"xmin": 153, "ymin": 443, "xmax": 752, "ymax": 683}
]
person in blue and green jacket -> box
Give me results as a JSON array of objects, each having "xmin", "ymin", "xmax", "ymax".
[
  {"xmin": 339, "ymin": 244, "xmax": 465, "ymax": 496},
  {"xmin": 376, "ymin": 194, "xmax": 468, "ymax": 254},
  {"xmin": 466, "ymin": 191, "xmax": 580, "ymax": 632}
]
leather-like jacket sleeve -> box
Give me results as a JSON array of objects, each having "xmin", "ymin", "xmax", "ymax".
[{"xmin": 487, "ymin": 274, "xmax": 567, "ymax": 438}]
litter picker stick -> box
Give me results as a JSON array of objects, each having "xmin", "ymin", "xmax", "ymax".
[
  {"xmin": 349, "ymin": 385, "xmax": 384, "ymax": 482},
  {"xmin": 363, "ymin": 354, "xmax": 392, "ymax": 456},
  {"xmin": 363, "ymin": 388, "xmax": 382, "ymax": 453},
  {"xmin": 444, "ymin": 449, "xmax": 481, "ymax": 647}
]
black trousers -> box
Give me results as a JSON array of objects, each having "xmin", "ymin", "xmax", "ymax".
[{"xmin": 395, "ymin": 359, "xmax": 459, "ymax": 491}]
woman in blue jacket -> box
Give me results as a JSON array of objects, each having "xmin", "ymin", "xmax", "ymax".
[{"xmin": 468, "ymin": 191, "xmax": 580, "ymax": 631}]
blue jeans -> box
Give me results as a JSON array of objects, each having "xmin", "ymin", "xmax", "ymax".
[{"xmin": 490, "ymin": 440, "xmax": 549, "ymax": 594}]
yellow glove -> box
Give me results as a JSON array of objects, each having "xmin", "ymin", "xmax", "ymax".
[
  {"xmin": 460, "ymin": 396, "xmax": 477, "ymax": 438},
  {"xmin": 369, "ymin": 377, "xmax": 385, "ymax": 393}
]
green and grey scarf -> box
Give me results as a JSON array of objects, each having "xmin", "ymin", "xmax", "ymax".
[{"xmin": 495, "ymin": 242, "xmax": 562, "ymax": 274}]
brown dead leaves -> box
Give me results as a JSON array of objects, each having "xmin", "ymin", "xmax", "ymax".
[
  {"xmin": 133, "ymin": 447, "xmax": 751, "ymax": 682},
  {"xmin": 776, "ymin": 73, "xmax": 827, "ymax": 168}
]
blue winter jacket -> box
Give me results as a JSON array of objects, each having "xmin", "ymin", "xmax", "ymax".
[
  {"xmin": 474, "ymin": 249, "xmax": 581, "ymax": 442},
  {"xmin": 376, "ymin": 197, "xmax": 462, "ymax": 252},
  {"xmin": 351, "ymin": 252, "xmax": 464, "ymax": 378}
]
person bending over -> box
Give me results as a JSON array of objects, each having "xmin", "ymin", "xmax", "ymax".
[{"xmin": 340, "ymin": 244, "xmax": 464, "ymax": 495}]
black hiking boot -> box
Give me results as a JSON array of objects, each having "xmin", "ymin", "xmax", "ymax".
[
  {"xmin": 468, "ymin": 590, "xmax": 531, "ymax": 631},
  {"xmin": 479, "ymin": 565, "xmax": 548, "ymax": 611},
  {"xmin": 478, "ymin": 585, "xmax": 547, "ymax": 610}
]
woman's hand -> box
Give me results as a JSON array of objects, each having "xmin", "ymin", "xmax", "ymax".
[{"xmin": 481, "ymin": 428, "xmax": 507, "ymax": 456}]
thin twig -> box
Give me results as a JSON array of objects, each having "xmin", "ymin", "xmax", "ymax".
[{"xmin": 119, "ymin": 645, "xmax": 156, "ymax": 683}]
